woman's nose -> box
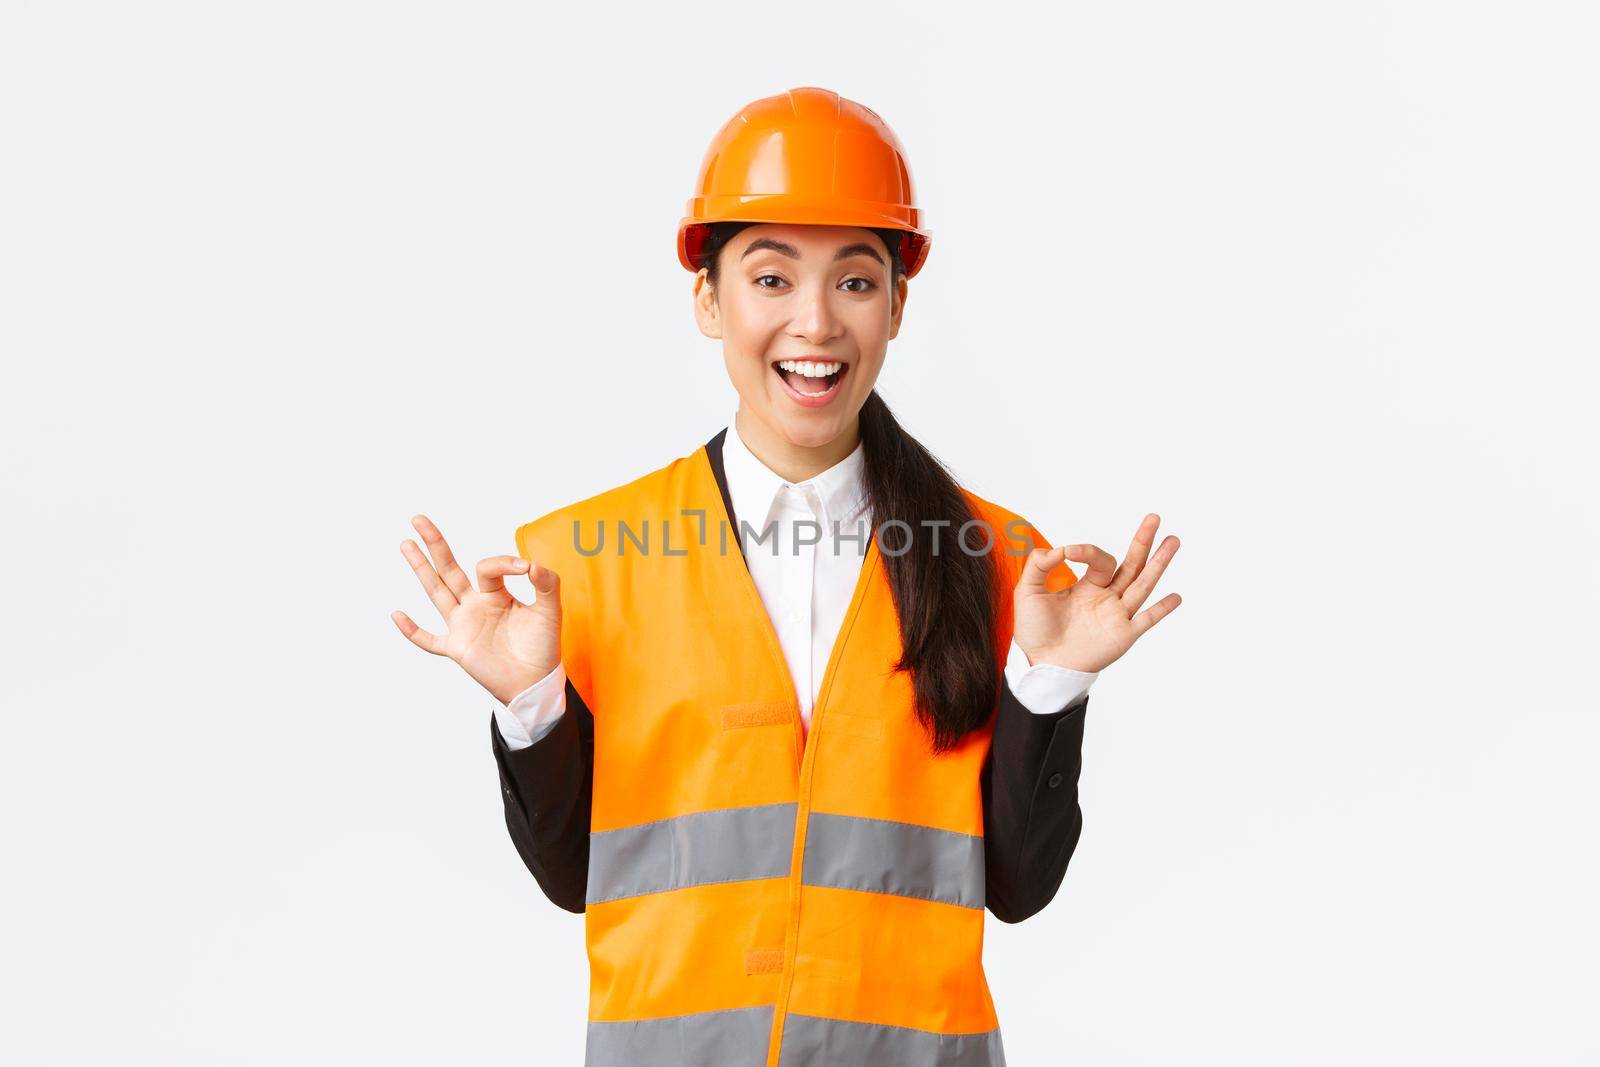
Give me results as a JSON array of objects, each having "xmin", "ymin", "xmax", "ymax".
[{"xmin": 787, "ymin": 284, "xmax": 842, "ymax": 344}]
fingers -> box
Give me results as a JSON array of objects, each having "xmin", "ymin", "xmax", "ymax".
[
  {"xmin": 528, "ymin": 558, "xmax": 561, "ymax": 600},
  {"xmin": 1109, "ymin": 514, "xmax": 1160, "ymax": 596},
  {"xmin": 1060, "ymin": 543, "xmax": 1118, "ymax": 587},
  {"xmin": 510, "ymin": 557, "xmax": 562, "ymax": 616},
  {"xmin": 477, "ymin": 554, "xmax": 532, "ymax": 600},
  {"xmin": 391, "ymin": 609, "xmax": 446, "ymax": 655},
  {"xmin": 412, "ymin": 514, "xmax": 474, "ymax": 600},
  {"xmin": 401, "ymin": 537, "xmax": 463, "ymax": 620},
  {"xmin": 1131, "ymin": 592, "xmax": 1182, "ymax": 638},
  {"xmin": 1122, "ymin": 535, "xmax": 1180, "ymax": 611},
  {"xmin": 1017, "ymin": 545, "xmax": 1069, "ymax": 596}
]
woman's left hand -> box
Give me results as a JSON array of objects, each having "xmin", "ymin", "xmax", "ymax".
[{"xmin": 1012, "ymin": 513, "xmax": 1182, "ymax": 674}]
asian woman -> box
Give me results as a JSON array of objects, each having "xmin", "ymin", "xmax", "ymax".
[{"xmin": 392, "ymin": 86, "xmax": 1181, "ymax": 1067}]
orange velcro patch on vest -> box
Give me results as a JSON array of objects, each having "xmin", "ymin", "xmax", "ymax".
[
  {"xmin": 721, "ymin": 702, "xmax": 793, "ymax": 730},
  {"xmin": 745, "ymin": 947, "xmax": 785, "ymax": 975}
]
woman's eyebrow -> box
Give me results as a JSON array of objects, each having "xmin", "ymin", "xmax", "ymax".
[
  {"xmin": 833, "ymin": 243, "xmax": 885, "ymax": 265},
  {"xmin": 742, "ymin": 238, "xmax": 800, "ymax": 260},
  {"xmin": 741, "ymin": 238, "xmax": 885, "ymax": 266}
]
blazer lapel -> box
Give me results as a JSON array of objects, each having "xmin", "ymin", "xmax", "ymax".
[{"xmin": 703, "ymin": 427, "xmax": 747, "ymax": 569}]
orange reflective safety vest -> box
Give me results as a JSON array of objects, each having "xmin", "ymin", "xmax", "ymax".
[{"xmin": 513, "ymin": 434, "xmax": 1076, "ymax": 1067}]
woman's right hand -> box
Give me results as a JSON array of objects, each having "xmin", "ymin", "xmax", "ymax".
[{"xmin": 391, "ymin": 514, "xmax": 562, "ymax": 706}]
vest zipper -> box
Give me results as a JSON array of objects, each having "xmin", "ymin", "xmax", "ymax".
[{"xmin": 762, "ymin": 538, "xmax": 881, "ymax": 1066}]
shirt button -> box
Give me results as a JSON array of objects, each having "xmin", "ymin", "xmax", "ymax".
[{"xmin": 1047, "ymin": 772, "xmax": 1064, "ymax": 789}]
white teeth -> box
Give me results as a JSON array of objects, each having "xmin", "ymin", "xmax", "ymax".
[{"xmin": 777, "ymin": 359, "xmax": 843, "ymax": 378}]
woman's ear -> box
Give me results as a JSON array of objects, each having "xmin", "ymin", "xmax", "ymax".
[
  {"xmin": 692, "ymin": 270, "xmax": 722, "ymax": 339},
  {"xmin": 888, "ymin": 274, "xmax": 909, "ymax": 340}
]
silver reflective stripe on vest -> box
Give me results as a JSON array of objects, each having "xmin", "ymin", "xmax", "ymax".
[
  {"xmin": 778, "ymin": 1013, "xmax": 1006, "ymax": 1066},
  {"xmin": 587, "ymin": 802, "xmax": 798, "ymax": 905},
  {"xmin": 801, "ymin": 811, "xmax": 985, "ymax": 909},
  {"xmin": 586, "ymin": 1005, "xmax": 774, "ymax": 1066}
]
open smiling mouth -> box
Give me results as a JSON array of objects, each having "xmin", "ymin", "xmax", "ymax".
[{"xmin": 772, "ymin": 358, "xmax": 848, "ymax": 406}]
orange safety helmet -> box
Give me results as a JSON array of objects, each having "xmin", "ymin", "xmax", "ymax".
[{"xmin": 676, "ymin": 87, "xmax": 931, "ymax": 279}]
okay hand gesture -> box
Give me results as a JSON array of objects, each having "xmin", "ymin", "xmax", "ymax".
[
  {"xmin": 391, "ymin": 514, "xmax": 564, "ymax": 705},
  {"xmin": 1012, "ymin": 514, "xmax": 1182, "ymax": 674}
]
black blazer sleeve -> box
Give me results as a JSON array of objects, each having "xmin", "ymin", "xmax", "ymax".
[
  {"xmin": 981, "ymin": 676, "xmax": 1090, "ymax": 923},
  {"xmin": 489, "ymin": 678, "xmax": 595, "ymax": 914}
]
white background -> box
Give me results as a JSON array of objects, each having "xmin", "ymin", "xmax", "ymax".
[{"xmin": 3, "ymin": 2, "xmax": 1597, "ymax": 1063}]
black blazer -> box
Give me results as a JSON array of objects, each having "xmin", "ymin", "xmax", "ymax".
[{"xmin": 490, "ymin": 429, "xmax": 1090, "ymax": 923}]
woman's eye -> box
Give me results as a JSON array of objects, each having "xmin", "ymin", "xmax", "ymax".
[
  {"xmin": 755, "ymin": 274, "xmax": 786, "ymax": 289},
  {"xmin": 841, "ymin": 277, "xmax": 876, "ymax": 293}
]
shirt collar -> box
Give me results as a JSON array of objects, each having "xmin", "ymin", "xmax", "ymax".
[{"xmin": 721, "ymin": 414, "xmax": 869, "ymax": 529}]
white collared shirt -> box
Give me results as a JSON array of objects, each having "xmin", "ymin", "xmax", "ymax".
[
  {"xmin": 493, "ymin": 418, "xmax": 1097, "ymax": 750},
  {"xmin": 717, "ymin": 413, "xmax": 872, "ymax": 734}
]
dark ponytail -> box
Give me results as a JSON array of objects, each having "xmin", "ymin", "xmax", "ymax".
[{"xmin": 699, "ymin": 222, "xmax": 1003, "ymax": 754}]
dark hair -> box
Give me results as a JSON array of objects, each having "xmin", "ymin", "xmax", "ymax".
[{"xmin": 699, "ymin": 221, "xmax": 1002, "ymax": 754}]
